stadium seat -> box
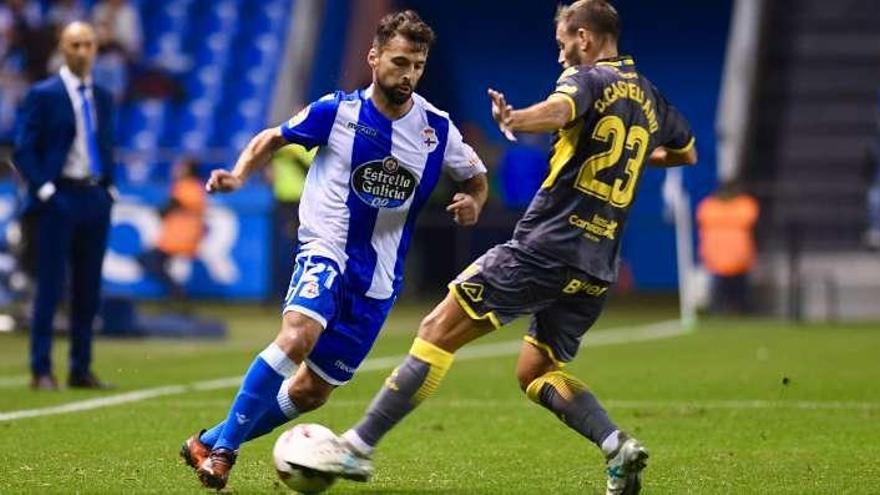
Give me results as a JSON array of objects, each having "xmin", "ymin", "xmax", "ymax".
[{"xmin": 112, "ymin": 0, "xmax": 295, "ymax": 184}]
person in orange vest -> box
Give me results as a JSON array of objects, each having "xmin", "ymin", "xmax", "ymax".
[
  {"xmin": 696, "ymin": 180, "xmax": 759, "ymax": 314},
  {"xmin": 139, "ymin": 157, "xmax": 205, "ymax": 297}
]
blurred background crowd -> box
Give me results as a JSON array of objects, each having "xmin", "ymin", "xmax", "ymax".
[{"xmin": 0, "ymin": 0, "xmax": 877, "ymax": 338}]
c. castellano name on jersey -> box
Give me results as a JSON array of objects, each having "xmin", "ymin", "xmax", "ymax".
[{"xmin": 592, "ymin": 80, "xmax": 659, "ymax": 133}]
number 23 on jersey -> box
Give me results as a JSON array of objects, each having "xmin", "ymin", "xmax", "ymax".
[{"xmin": 575, "ymin": 115, "xmax": 649, "ymax": 209}]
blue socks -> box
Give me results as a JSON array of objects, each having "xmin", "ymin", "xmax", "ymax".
[
  {"xmin": 200, "ymin": 376, "xmax": 300, "ymax": 448},
  {"xmin": 211, "ymin": 344, "xmax": 299, "ymax": 452}
]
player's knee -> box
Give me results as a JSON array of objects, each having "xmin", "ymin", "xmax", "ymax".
[
  {"xmin": 515, "ymin": 352, "xmax": 560, "ymax": 393},
  {"xmin": 416, "ymin": 297, "xmax": 485, "ymax": 352},
  {"xmin": 417, "ymin": 311, "xmax": 444, "ymax": 341},
  {"xmin": 417, "ymin": 310, "xmax": 459, "ymax": 351},
  {"xmin": 276, "ymin": 312, "xmax": 322, "ymax": 363}
]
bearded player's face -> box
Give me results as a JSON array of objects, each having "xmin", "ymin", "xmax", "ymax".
[
  {"xmin": 371, "ymin": 35, "xmax": 428, "ymax": 106},
  {"xmin": 556, "ymin": 22, "xmax": 584, "ymax": 68}
]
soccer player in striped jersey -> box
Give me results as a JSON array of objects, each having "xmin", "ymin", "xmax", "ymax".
[
  {"xmin": 179, "ymin": 10, "xmax": 488, "ymax": 489},
  {"xmin": 304, "ymin": 1, "xmax": 696, "ymax": 494}
]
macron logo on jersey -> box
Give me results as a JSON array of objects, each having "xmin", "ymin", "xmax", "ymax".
[{"xmin": 347, "ymin": 121, "xmax": 378, "ymax": 137}]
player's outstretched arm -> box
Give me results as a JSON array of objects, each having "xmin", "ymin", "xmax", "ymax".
[
  {"xmin": 446, "ymin": 173, "xmax": 488, "ymax": 227},
  {"xmin": 488, "ymin": 89, "xmax": 571, "ymax": 139},
  {"xmin": 648, "ymin": 145, "xmax": 698, "ymax": 167},
  {"xmin": 206, "ymin": 127, "xmax": 288, "ymax": 193}
]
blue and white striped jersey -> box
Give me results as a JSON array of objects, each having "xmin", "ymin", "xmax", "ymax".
[{"xmin": 279, "ymin": 86, "xmax": 486, "ymax": 300}]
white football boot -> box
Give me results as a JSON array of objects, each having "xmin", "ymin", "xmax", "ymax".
[
  {"xmin": 289, "ymin": 435, "xmax": 374, "ymax": 482},
  {"xmin": 605, "ymin": 433, "xmax": 649, "ymax": 495}
]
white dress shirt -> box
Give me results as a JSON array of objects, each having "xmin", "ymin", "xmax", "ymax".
[{"xmin": 58, "ymin": 65, "xmax": 97, "ymax": 180}]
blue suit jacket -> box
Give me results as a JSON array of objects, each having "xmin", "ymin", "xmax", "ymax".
[{"xmin": 13, "ymin": 75, "xmax": 116, "ymax": 212}]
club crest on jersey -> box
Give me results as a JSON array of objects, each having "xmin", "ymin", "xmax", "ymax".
[
  {"xmin": 382, "ymin": 156, "xmax": 399, "ymax": 173},
  {"xmin": 299, "ymin": 281, "xmax": 320, "ymax": 299},
  {"xmin": 421, "ymin": 127, "xmax": 438, "ymax": 152},
  {"xmin": 351, "ymin": 156, "xmax": 418, "ymax": 209}
]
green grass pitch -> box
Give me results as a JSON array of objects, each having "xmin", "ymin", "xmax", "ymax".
[{"xmin": 0, "ymin": 299, "xmax": 878, "ymax": 493}]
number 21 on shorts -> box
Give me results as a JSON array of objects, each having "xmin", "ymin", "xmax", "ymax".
[{"xmin": 297, "ymin": 261, "xmax": 338, "ymax": 299}]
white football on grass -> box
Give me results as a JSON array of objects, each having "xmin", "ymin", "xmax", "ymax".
[{"xmin": 273, "ymin": 424, "xmax": 338, "ymax": 494}]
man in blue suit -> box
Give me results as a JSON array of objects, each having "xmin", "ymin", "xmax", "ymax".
[{"xmin": 14, "ymin": 22, "xmax": 116, "ymax": 390}]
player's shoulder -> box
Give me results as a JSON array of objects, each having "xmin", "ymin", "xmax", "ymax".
[
  {"xmin": 556, "ymin": 64, "xmax": 611, "ymax": 82},
  {"xmin": 559, "ymin": 57, "xmax": 648, "ymax": 85},
  {"xmin": 411, "ymin": 92, "xmax": 451, "ymax": 121},
  {"xmin": 309, "ymin": 90, "xmax": 359, "ymax": 109},
  {"xmin": 554, "ymin": 64, "xmax": 616, "ymax": 95}
]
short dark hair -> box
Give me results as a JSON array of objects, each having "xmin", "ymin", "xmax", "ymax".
[
  {"xmin": 556, "ymin": 0, "xmax": 621, "ymax": 41},
  {"xmin": 373, "ymin": 10, "xmax": 435, "ymax": 52}
]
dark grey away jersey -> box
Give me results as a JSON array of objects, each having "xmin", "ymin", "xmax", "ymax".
[{"xmin": 513, "ymin": 56, "xmax": 695, "ymax": 282}]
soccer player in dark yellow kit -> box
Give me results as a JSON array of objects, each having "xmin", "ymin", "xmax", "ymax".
[{"xmin": 304, "ymin": 1, "xmax": 697, "ymax": 493}]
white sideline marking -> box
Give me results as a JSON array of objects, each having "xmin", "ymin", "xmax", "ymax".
[
  {"xmin": 0, "ymin": 320, "xmax": 683, "ymax": 422},
  {"xmin": 0, "ymin": 375, "xmax": 29, "ymax": 388}
]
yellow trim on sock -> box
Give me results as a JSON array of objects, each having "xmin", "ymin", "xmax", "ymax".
[
  {"xmin": 410, "ymin": 337, "xmax": 454, "ymax": 369},
  {"xmin": 526, "ymin": 374, "xmax": 547, "ymax": 404},
  {"xmin": 526, "ymin": 370, "xmax": 588, "ymax": 404},
  {"xmin": 448, "ymin": 284, "xmax": 502, "ymax": 329},
  {"xmin": 409, "ymin": 338, "xmax": 455, "ymax": 404},
  {"xmin": 523, "ymin": 335, "xmax": 565, "ymax": 368}
]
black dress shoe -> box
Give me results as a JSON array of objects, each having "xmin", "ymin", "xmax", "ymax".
[
  {"xmin": 30, "ymin": 374, "xmax": 59, "ymax": 391},
  {"xmin": 68, "ymin": 372, "xmax": 114, "ymax": 390}
]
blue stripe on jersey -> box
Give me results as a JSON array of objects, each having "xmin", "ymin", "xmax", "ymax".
[
  {"xmin": 391, "ymin": 111, "xmax": 450, "ymax": 293},
  {"xmin": 343, "ymin": 94, "xmax": 394, "ymax": 295},
  {"xmin": 279, "ymin": 92, "xmax": 342, "ymax": 149}
]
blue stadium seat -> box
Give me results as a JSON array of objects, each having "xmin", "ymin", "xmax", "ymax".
[{"xmin": 115, "ymin": 0, "xmax": 295, "ymax": 185}]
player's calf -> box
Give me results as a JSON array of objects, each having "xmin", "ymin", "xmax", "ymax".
[
  {"xmin": 525, "ymin": 368, "xmax": 619, "ymax": 448},
  {"xmin": 287, "ymin": 365, "xmax": 335, "ymax": 412}
]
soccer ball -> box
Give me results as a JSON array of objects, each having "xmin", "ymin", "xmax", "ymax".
[{"xmin": 273, "ymin": 424, "xmax": 338, "ymax": 494}]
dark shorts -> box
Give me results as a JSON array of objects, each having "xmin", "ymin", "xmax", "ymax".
[{"xmin": 449, "ymin": 242, "xmax": 609, "ymax": 364}]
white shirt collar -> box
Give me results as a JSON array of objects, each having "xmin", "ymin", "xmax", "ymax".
[{"xmin": 59, "ymin": 65, "xmax": 94, "ymax": 92}]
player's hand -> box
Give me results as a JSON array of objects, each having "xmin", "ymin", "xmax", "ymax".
[
  {"xmin": 446, "ymin": 192, "xmax": 481, "ymax": 227},
  {"xmin": 648, "ymin": 146, "xmax": 668, "ymax": 165},
  {"xmin": 206, "ymin": 169, "xmax": 244, "ymax": 193},
  {"xmin": 488, "ymin": 88, "xmax": 517, "ymax": 142}
]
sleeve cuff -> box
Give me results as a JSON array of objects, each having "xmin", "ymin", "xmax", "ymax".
[
  {"xmin": 37, "ymin": 182, "xmax": 56, "ymax": 202},
  {"xmin": 665, "ymin": 136, "xmax": 696, "ymax": 154},
  {"xmin": 549, "ymin": 93, "xmax": 577, "ymax": 123},
  {"xmin": 278, "ymin": 124, "xmax": 293, "ymax": 143}
]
